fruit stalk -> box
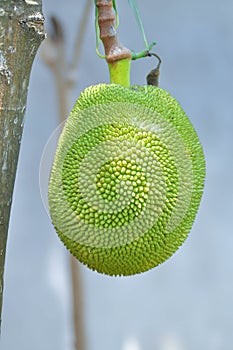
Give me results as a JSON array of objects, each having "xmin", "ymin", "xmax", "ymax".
[{"xmin": 96, "ymin": 0, "xmax": 132, "ymax": 86}]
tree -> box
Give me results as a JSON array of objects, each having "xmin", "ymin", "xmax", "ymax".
[{"xmin": 0, "ymin": 0, "xmax": 45, "ymax": 327}]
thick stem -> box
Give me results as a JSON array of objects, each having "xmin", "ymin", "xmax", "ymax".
[
  {"xmin": 0, "ymin": 0, "xmax": 45, "ymax": 329},
  {"xmin": 108, "ymin": 59, "xmax": 131, "ymax": 86},
  {"xmin": 96, "ymin": 0, "xmax": 131, "ymax": 86}
]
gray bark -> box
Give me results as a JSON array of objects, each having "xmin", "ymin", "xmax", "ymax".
[{"xmin": 0, "ymin": 0, "xmax": 45, "ymax": 328}]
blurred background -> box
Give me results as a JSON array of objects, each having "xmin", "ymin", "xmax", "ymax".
[{"xmin": 1, "ymin": 0, "xmax": 233, "ymax": 349}]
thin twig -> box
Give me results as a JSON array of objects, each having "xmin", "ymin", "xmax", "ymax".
[
  {"xmin": 70, "ymin": 0, "xmax": 93, "ymax": 72},
  {"xmin": 42, "ymin": 3, "xmax": 92, "ymax": 349},
  {"xmin": 70, "ymin": 255, "xmax": 86, "ymax": 350}
]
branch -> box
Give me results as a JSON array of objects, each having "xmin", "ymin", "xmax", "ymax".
[
  {"xmin": 96, "ymin": 0, "xmax": 132, "ymax": 86},
  {"xmin": 96, "ymin": 0, "xmax": 131, "ymax": 62},
  {"xmin": 0, "ymin": 0, "xmax": 45, "ymax": 329}
]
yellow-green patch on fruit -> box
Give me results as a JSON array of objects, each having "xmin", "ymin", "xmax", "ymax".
[{"xmin": 48, "ymin": 84, "xmax": 205, "ymax": 276}]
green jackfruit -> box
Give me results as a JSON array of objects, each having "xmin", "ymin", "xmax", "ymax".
[{"xmin": 48, "ymin": 84, "xmax": 205, "ymax": 276}]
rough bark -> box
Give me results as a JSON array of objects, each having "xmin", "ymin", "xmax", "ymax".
[
  {"xmin": 96, "ymin": 0, "xmax": 131, "ymax": 62},
  {"xmin": 0, "ymin": 0, "xmax": 45, "ymax": 327}
]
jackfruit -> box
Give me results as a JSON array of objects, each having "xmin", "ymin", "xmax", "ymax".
[{"xmin": 48, "ymin": 84, "xmax": 205, "ymax": 276}]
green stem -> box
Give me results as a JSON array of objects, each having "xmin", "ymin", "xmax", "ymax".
[
  {"xmin": 96, "ymin": 0, "xmax": 132, "ymax": 86},
  {"xmin": 108, "ymin": 58, "xmax": 131, "ymax": 87}
]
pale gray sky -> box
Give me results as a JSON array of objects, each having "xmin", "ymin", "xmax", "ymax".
[{"xmin": 2, "ymin": 1, "xmax": 232, "ymax": 349}]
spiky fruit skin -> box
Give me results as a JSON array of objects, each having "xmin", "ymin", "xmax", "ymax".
[{"xmin": 48, "ymin": 84, "xmax": 205, "ymax": 276}]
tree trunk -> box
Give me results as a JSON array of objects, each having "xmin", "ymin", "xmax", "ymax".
[{"xmin": 0, "ymin": 0, "xmax": 45, "ymax": 328}]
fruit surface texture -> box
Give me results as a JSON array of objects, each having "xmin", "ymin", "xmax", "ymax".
[{"xmin": 48, "ymin": 84, "xmax": 205, "ymax": 276}]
